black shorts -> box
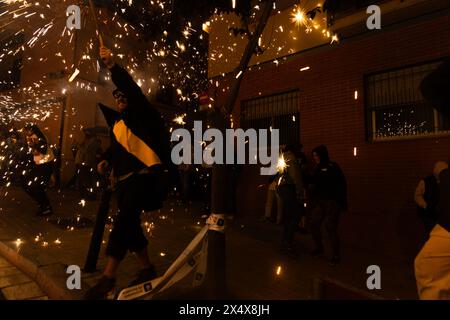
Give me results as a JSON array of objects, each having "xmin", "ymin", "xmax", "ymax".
[{"xmin": 106, "ymin": 172, "xmax": 163, "ymax": 260}]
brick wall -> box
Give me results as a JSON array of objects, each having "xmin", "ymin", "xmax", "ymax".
[{"xmin": 210, "ymin": 13, "xmax": 450, "ymax": 258}]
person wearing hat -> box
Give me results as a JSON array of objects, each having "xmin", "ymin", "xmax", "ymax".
[{"xmin": 84, "ymin": 46, "xmax": 171, "ymax": 299}]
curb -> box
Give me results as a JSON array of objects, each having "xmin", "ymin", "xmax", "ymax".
[{"xmin": 0, "ymin": 240, "xmax": 75, "ymax": 300}]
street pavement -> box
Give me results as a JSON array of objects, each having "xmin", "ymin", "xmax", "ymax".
[
  {"xmin": 0, "ymin": 186, "xmax": 419, "ymax": 300},
  {"xmin": 0, "ymin": 256, "xmax": 48, "ymax": 300}
]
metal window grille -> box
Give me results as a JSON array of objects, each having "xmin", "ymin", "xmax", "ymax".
[
  {"xmin": 365, "ymin": 60, "xmax": 450, "ymax": 140},
  {"xmin": 241, "ymin": 90, "xmax": 300, "ymax": 145}
]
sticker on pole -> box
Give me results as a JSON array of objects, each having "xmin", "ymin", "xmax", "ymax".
[{"xmin": 206, "ymin": 213, "xmax": 225, "ymax": 232}]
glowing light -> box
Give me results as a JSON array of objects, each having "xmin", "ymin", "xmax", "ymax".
[
  {"xmin": 173, "ymin": 115, "xmax": 186, "ymax": 125},
  {"xmin": 300, "ymin": 66, "xmax": 310, "ymax": 72},
  {"xmin": 354, "ymin": 90, "xmax": 358, "ymax": 100},
  {"xmin": 202, "ymin": 21, "xmax": 210, "ymax": 33},
  {"xmin": 276, "ymin": 266, "xmax": 282, "ymax": 276},
  {"xmin": 331, "ymin": 34, "xmax": 339, "ymax": 44},
  {"xmin": 353, "ymin": 147, "xmax": 357, "ymax": 157},
  {"xmin": 277, "ymin": 155, "xmax": 287, "ymax": 173},
  {"xmin": 68, "ymin": 69, "xmax": 80, "ymax": 82},
  {"xmin": 292, "ymin": 8, "xmax": 306, "ymax": 27}
]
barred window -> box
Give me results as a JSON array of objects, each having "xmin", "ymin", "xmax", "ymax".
[
  {"xmin": 365, "ymin": 60, "xmax": 450, "ymax": 141},
  {"xmin": 241, "ymin": 90, "xmax": 300, "ymax": 146}
]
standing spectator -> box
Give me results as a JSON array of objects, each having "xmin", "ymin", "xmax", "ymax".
[
  {"xmin": 262, "ymin": 175, "xmax": 283, "ymax": 224},
  {"xmin": 21, "ymin": 124, "xmax": 54, "ymax": 216},
  {"xmin": 75, "ymin": 129, "xmax": 102, "ymax": 199},
  {"xmin": 7, "ymin": 129, "xmax": 29, "ymax": 184},
  {"xmin": 414, "ymin": 161, "xmax": 448, "ymax": 234},
  {"xmin": 308, "ymin": 145, "xmax": 347, "ymax": 266},
  {"xmin": 277, "ymin": 144, "xmax": 304, "ymax": 253},
  {"xmin": 414, "ymin": 161, "xmax": 450, "ymax": 300},
  {"xmin": 65, "ymin": 141, "xmax": 80, "ymax": 189}
]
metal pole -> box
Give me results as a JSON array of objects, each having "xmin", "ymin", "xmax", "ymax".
[{"xmin": 83, "ymin": 186, "xmax": 112, "ymax": 272}]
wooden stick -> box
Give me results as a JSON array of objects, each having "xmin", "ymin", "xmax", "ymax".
[{"xmin": 88, "ymin": 0, "xmax": 104, "ymax": 47}]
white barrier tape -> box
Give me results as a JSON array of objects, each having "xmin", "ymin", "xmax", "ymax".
[
  {"xmin": 117, "ymin": 212, "xmax": 227, "ymax": 300},
  {"xmin": 206, "ymin": 213, "xmax": 225, "ymax": 233},
  {"xmin": 117, "ymin": 225, "xmax": 209, "ymax": 300},
  {"xmin": 193, "ymin": 235, "xmax": 208, "ymax": 288},
  {"xmin": 160, "ymin": 249, "xmax": 204, "ymax": 292}
]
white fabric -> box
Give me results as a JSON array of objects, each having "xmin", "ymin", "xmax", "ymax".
[{"xmin": 414, "ymin": 224, "xmax": 450, "ymax": 300}]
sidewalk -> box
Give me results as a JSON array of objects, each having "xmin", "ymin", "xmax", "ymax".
[
  {"xmin": 0, "ymin": 186, "xmax": 418, "ymax": 300},
  {"xmin": 0, "ymin": 256, "xmax": 48, "ymax": 300}
]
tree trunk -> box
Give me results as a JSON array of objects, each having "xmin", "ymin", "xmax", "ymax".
[{"xmin": 205, "ymin": 0, "xmax": 274, "ymax": 299}]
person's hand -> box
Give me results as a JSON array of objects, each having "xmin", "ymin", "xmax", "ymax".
[
  {"xmin": 97, "ymin": 160, "xmax": 109, "ymax": 175},
  {"xmin": 99, "ymin": 46, "xmax": 115, "ymax": 69}
]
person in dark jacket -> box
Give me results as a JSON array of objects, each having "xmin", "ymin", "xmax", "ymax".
[
  {"xmin": 21, "ymin": 124, "xmax": 54, "ymax": 216},
  {"xmin": 84, "ymin": 46, "xmax": 171, "ymax": 299},
  {"xmin": 308, "ymin": 145, "xmax": 347, "ymax": 266},
  {"xmin": 414, "ymin": 161, "xmax": 447, "ymax": 234}
]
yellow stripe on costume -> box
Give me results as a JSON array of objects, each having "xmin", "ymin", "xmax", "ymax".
[{"xmin": 113, "ymin": 120, "xmax": 161, "ymax": 167}]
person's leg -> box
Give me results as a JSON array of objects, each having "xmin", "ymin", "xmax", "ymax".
[
  {"xmin": 84, "ymin": 179, "xmax": 130, "ymax": 299},
  {"xmin": 35, "ymin": 163, "xmax": 53, "ymax": 213},
  {"xmin": 277, "ymin": 186, "xmax": 291, "ymax": 246},
  {"xmin": 103, "ymin": 257, "xmax": 121, "ymax": 279},
  {"xmin": 324, "ymin": 200, "xmax": 341, "ymax": 263},
  {"xmin": 310, "ymin": 201, "xmax": 325, "ymax": 255},
  {"xmin": 276, "ymin": 193, "xmax": 283, "ymax": 224},
  {"xmin": 278, "ymin": 185, "xmax": 300, "ymax": 248},
  {"xmin": 127, "ymin": 174, "xmax": 159, "ymax": 284},
  {"xmin": 21, "ymin": 166, "xmax": 47, "ymax": 212},
  {"xmin": 21, "ymin": 167, "xmax": 37, "ymax": 198},
  {"xmin": 285, "ymin": 186, "xmax": 302, "ymax": 245},
  {"xmin": 414, "ymin": 224, "xmax": 450, "ymax": 299},
  {"xmin": 135, "ymin": 247, "xmax": 153, "ymax": 269},
  {"xmin": 104, "ymin": 179, "xmax": 139, "ymax": 277},
  {"xmin": 264, "ymin": 190, "xmax": 275, "ymax": 220}
]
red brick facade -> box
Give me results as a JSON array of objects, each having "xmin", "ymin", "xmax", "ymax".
[{"xmin": 211, "ymin": 12, "xmax": 450, "ymax": 258}]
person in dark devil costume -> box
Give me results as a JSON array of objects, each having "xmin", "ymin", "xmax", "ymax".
[{"xmin": 84, "ymin": 46, "xmax": 172, "ymax": 299}]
